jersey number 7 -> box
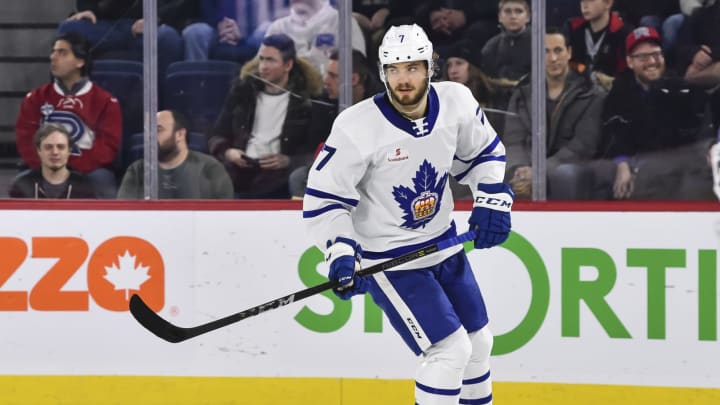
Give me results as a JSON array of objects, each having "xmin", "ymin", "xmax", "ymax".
[{"xmin": 315, "ymin": 144, "xmax": 337, "ymax": 171}]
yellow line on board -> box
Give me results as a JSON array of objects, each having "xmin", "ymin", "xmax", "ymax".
[{"xmin": 0, "ymin": 377, "xmax": 718, "ymax": 404}]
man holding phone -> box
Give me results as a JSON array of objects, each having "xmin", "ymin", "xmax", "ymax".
[{"xmin": 209, "ymin": 34, "xmax": 323, "ymax": 198}]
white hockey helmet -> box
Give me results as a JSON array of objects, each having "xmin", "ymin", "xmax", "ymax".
[{"xmin": 378, "ymin": 24, "xmax": 434, "ymax": 83}]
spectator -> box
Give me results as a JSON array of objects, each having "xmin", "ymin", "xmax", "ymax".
[
  {"xmin": 352, "ymin": 0, "xmax": 418, "ymax": 37},
  {"xmin": 289, "ymin": 48, "xmax": 383, "ymax": 198},
  {"xmin": 613, "ymin": 0, "xmax": 679, "ymax": 29},
  {"xmin": 481, "ymin": 0, "xmax": 532, "ymax": 82},
  {"xmin": 208, "ymin": 34, "xmax": 323, "ymax": 198},
  {"xmin": 353, "ymin": 0, "xmax": 418, "ymax": 67},
  {"xmin": 353, "ymin": 0, "xmax": 392, "ymax": 35},
  {"xmin": 118, "ymin": 110, "xmax": 233, "ymax": 199},
  {"xmin": 182, "ymin": 0, "xmax": 259, "ymax": 64},
  {"xmin": 674, "ymin": 0, "xmax": 720, "ymax": 131},
  {"xmin": 419, "ymin": 0, "xmax": 500, "ymax": 56},
  {"xmin": 547, "ymin": 0, "xmax": 579, "ymax": 27},
  {"xmin": 16, "ymin": 32, "xmax": 121, "ymax": 198},
  {"xmin": 9, "ymin": 124, "xmax": 96, "ymax": 199},
  {"xmin": 57, "ymin": 0, "xmax": 195, "ymax": 76},
  {"xmin": 504, "ymin": 28, "xmax": 606, "ymax": 199},
  {"xmin": 614, "ymin": 0, "xmax": 682, "ymax": 53},
  {"xmin": 590, "ymin": 27, "xmax": 715, "ymax": 200},
  {"xmin": 566, "ymin": 0, "xmax": 631, "ymax": 89},
  {"xmin": 265, "ymin": 0, "xmax": 367, "ymax": 74},
  {"xmin": 441, "ymin": 38, "xmax": 516, "ymax": 139}
]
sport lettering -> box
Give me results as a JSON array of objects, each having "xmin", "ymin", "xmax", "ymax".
[{"xmin": 474, "ymin": 196, "xmax": 513, "ymax": 209}]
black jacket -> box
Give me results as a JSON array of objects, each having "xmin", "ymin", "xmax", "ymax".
[
  {"xmin": 504, "ymin": 70, "xmax": 606, "ymax": 175},
  {"xmin": 598, "ymin": 70, "xmax": 713, "ymax": 158},
  {"xmin": 208, "ymin": 57, "xmax": 323, "ymax": 171},
  {"xmin": 673, "ymin": 1, "xmax": 720, "ymax": 72},
  {"xmin": 8, "ymin": 169, "xmax": 97, "ymax": 199},
  {"xmin": 75, "ymin": 0, "xmax": 199, "ymax": 30},
  {"xmin": 566, "ymin": 12, "xmax": 631, "ymax": 77}
]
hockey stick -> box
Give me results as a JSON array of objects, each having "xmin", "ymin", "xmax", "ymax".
[{"xmin": 129, "ymin": 230, "xmax": 477, "ymax": 343}]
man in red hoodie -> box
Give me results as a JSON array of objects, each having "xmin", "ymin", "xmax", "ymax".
[{"xmin": 15, "ymin": 32, "xmax": 121, "ymax": 198}]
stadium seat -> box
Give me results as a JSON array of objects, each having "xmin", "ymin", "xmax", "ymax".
[
  {"xmin": 90, "ymin": 60, "xmax": 144, "ymax": 170},
  {"xmin": 165, "ymin": 60, "xmax": 240, "ymax": 75},
  {"xmin": 163, "ymin": 61, "xmax": 240, "ymax": 134}
]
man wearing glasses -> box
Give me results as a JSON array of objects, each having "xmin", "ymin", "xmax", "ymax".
[{"xmin": 590, "ymin": 26, "xmax": 715, "ymax": 200}]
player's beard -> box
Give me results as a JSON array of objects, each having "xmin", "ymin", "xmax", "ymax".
[
  {"xmin": 158, "ymin": 138, "xmax": 179, "ymax": 163},
  {"xmin": 389, "ymin": 79, "xmax": 428, "ymax": 107}
]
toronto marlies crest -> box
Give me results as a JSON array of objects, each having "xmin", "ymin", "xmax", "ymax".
[{"xmin": 392, "ymin": 159, "xmax": 448, "ymax": 229}]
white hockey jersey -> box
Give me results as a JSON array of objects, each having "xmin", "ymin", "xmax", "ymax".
[{"xmin": 303, "ymin": 81, "xmax": 506, "ymax": 269}]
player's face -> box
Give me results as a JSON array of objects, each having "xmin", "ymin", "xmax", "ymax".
[
  {"xmin": 385, "ymin": 61, "xmax": 429, "ymax": 107},
  {"xmin": 545, "ymin": 33, "xmax": 571, "ymax": 81},
  {"xmin": 37, "ymin": 131, "xmax": 70, "ymax": 171},
  {"xmin": 157, "ymin": 111, "xmax": 180, "ymax": 162},
  {"xmin": 257, "ymin": 45, "xmax": 293, "ymax": 88},
  {"xmin": 627, "ymin": 42, "xmax": 665, "ymax": 85},
  {"xmin": 324, "ymin": 59, "xmax": 340, "ymax": 99},
  {"xmin": 50, "ymin": 40, "xmax": 84, "ymax": 81},
  {"xmin": 445, "ymin": 57, "xmax": 469, "ymax": 84},
  {"xmin": 498, "ymin": 2, "xmax": 529, "ymax": 33},
  {"xmin": 580, "ymin": 0, "xmax": 609, "ymax": 21}
]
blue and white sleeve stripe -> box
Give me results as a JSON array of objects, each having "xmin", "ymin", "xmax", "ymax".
[
  {"xmin": 453, "ymin": 135, "xmax": 506, "ymax": 182},
  {"xmin": 302, "ymin": 187, "xmax": 359, "ymax": 219}
]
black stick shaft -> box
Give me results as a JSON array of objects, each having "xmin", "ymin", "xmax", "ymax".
[{"xmin": 129, "ymin": 230, "xmax": 476, "ymax": 343}]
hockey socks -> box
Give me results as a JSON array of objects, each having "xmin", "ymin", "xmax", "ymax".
[
  {"xmin": 415, "ymin": 328, "xmax": 471, "ymax": 405},
  {"xmin": 459, "ymin": 327, "xmax": 494, "ymax": 404}
]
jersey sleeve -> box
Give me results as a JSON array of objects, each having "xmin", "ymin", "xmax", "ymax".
[
  {"xmin": 76, "ymin": 93, "xmax": 122, "ymax": 172},
  {"xmin": 302, "ymin": 117, "xmax": 368, "ymax": 252},
  {"xmin": 450, "ymin": 85, "xmax": 507, "ymax": 192},
  {"xmin": 15, "ymin": 91, "xmax": 42, "ymax": 169}
]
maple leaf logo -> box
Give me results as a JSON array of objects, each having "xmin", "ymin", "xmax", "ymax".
[
  {"xmin": 104, "ymin": 250, "xmax": 151, "ymax": 300},
  {"xmin": 392, "ymin": 159, "xmax": 448, "ymax": 229}
]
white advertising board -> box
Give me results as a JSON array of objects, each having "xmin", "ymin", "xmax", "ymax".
[{"xmin": 0, "ymin": 209, "xmax": 718, "ymax": 389}]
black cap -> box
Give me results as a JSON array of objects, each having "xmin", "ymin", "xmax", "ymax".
[{"xmin": 444, "ymin": 39, "xmax": 481, "ymax": 68}]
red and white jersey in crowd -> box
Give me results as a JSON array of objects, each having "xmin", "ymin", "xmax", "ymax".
[{"xmin": 15, "ymin": 80, "xmax": 122, "ymax": 173}]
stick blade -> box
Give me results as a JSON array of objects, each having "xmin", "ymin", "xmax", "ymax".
[{"xmin": 129, "ymin": 294, "xmax": 190, "ymax": 343}]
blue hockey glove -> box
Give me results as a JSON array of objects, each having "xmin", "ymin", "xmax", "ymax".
[
  {"xmin": 326, "ymin": 237, "xmax": 368, "ymax": 300},
  {"xmin": 469, "ymin": 183, "xmax": 513, "ymax": 249}
]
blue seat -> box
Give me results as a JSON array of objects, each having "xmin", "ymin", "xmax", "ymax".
[
  {"xmin": 125, "ymin": 131, "xmax": 209, "ymax": 164},
  {"xmin": 93, "ymin": 60, "xmax": 144, "ymax": 75},
  {"xmin": 166, "ymin": 60, "xmax": 239, "ymax": 75},
  {"xmin": 90, "ymin": 60, "xmax": 145, "ymax": 170},
  {"xmin": 163, "ymin": 61, "xmax": 240, "ymax": 133}
]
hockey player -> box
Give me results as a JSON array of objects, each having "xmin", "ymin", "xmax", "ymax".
[{"xmin": 303, "ymin": 24, "xmax": 512, "ymax": 405}]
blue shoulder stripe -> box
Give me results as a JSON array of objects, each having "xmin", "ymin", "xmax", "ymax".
[
  {"xmin": 479, "ymin": 135, "xmax": 501, "ymax": 156},
  {"xmin": 454, "ymin": 135, "xmax": 502, "ymax": 164},
  {"xmin": 453, "ymin": 135, "xmax": 505, "ymax": 181},
  {"xmin": 302, "ymin": 203, "xmax": 348, "ymax": 218},
  {"xmin": 475, "ymin": 105, "xmax": 485, "ymax": 124},
  {"xmin": 454, "ymin": 155, "xmax": 506, "ymax": 182},
  {"xmin": 305, "ymin": 187, "xmax": 359, "ymax": 207}
]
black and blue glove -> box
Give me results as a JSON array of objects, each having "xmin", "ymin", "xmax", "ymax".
[
  {"xmin": 326, "ymin": 237, "xmax": 369, "ymax": 300},
  {"xmin": 469, "ymin": 183, "xmax": 513, "ymax": 249}
]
